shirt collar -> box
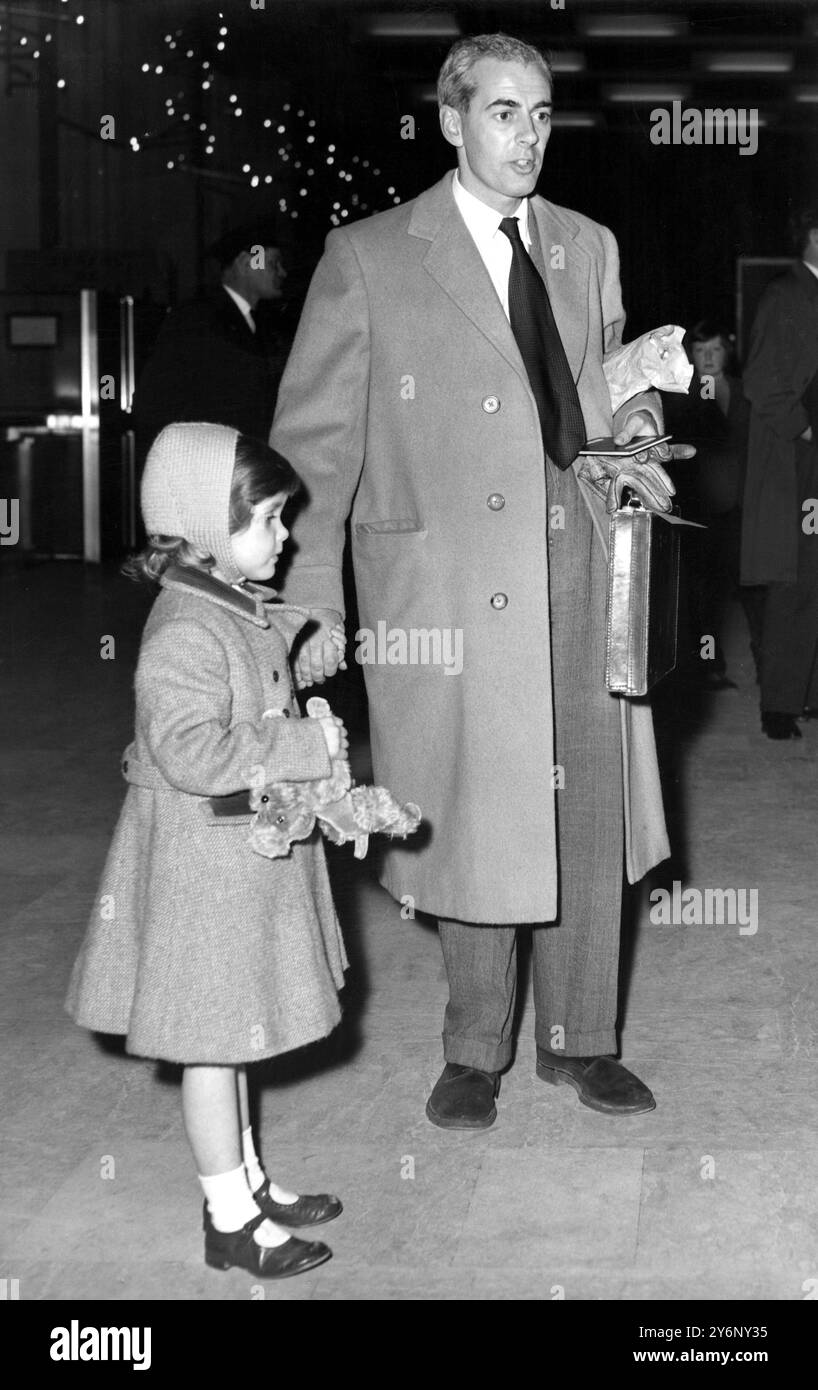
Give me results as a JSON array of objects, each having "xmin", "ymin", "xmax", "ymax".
[
  {"xmin": 223, "ymin": 284, "xmax": 255, "ymax": 322},
  {"xmin": 803, "ymin": 260, "xmax": 818, "ymax": 283},
  {"xmin": 452, "ymin": 170, "xmax": 530, "ymax": 248}
]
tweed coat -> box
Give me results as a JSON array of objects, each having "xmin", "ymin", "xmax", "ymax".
[
  {"xmin": 65, "ymin": 566, "xmax": 347, "ymax": 1064},
  {"xmin": 741, "ymin": 262, "xmax": 818, "ymax": 585},
  {"xmin": 271, "ymin": 173, "xmax": 670, "ymax": 924}
]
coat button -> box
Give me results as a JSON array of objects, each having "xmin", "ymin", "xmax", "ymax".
[
  {"xmin": 487, "ymin": 493, "xmax": 505, "ymax": 510},
  {"xmin": 490, "ymin": 592, "xmax": 508, "ymax": 610},
  {"xmin": 482, "ymin": 395, "xmax": 501, "ymax": 413},
  {"xmin": 282, "ymin": 708, "xmax": 291, "ymax": 717},
  {"xmin": 272, "ymin": 670, "xmax": 280, "ymax": 682}
]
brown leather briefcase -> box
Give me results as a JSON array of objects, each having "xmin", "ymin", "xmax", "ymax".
[{"xmin": 605, "ymin": 500, "xmax": 702, "ymax": 697}]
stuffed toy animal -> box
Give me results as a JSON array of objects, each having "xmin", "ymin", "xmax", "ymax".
[{"xmin": 249, "ymin": 697, "xmax": 421, "ymax": 860}]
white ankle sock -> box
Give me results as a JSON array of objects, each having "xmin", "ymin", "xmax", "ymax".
[
  {"xmin": 199, "ymin": 1165, "xmax": 289, "ymax": 1246},
  {"xmin": 241, "ymin": 1126, "xmax": 298, "ymax": 1205},
  {"xmin": 200, "ymin": 1164, "xmax": 259, "ymax": 1231},
  {"xmin": 240, "ymin": 1127, "xmax": 267, "ymax": 1193}
]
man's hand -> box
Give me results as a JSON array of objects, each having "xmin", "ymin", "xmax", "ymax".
[
  {"xmin": 580, "ymin": 409, "xmax": 695, "ymax": 514},
  {"xmin": 293, "ymin": 609, "xmax": 347, "ymax": 689}
]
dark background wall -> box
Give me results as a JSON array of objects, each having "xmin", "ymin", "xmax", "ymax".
[{"xmin": 1, "ymin": 0, "xmax": 817, "ymax": 346}]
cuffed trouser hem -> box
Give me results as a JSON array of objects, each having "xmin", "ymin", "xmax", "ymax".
[
  {"xmin": 535, "ymin": 1028, "xmax": 618, "ymax": 1058},
  {"xmin": 442, "ymin": 1032, "xmax": 512, "ymax": 1074}
]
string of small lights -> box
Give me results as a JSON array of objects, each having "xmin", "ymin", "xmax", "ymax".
[
  {"xmin": 138, "ymin": 11, "xmax": 402, "ymax": 225},
  {"xmin": 4, "ymin": 2, "xmax": 401, "ymax": 223}
]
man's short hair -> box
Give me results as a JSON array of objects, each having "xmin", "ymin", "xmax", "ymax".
[
  {"xmin": 437, "ymin": 32, "xmax": 553, "ymax": 113},
  {"xmin": 208, "ymin": 217, "xmax": 285, "ymax": 270},
  {"xmin": 789, "ymin": 208, "xmax": 818, "ymax": 258}
]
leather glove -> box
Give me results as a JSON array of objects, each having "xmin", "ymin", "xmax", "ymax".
[{"xmin": 578, "ymin": 441, "xmax": 678, "ymax": 514}]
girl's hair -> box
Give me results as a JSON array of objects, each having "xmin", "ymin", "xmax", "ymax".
[{"xmin": 124, "ymin": 433, "xmax": 300, "ymax": 584}]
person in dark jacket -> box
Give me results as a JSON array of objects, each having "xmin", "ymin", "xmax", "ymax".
[
  {"xmin": 741, "ymin": 209, "xmax": 818, "ymax": 738},
  {"xmin": 663, "ymin": 321, "xmax": 760, "ymax": 688},
  {"xmin": 133, "ymin": 218, "xmax": 289, "ymax": 461}
]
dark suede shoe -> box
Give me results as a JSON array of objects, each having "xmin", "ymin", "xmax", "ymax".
[
  {"xmin": 761, "ymin": 711, "xmax": 802, "ymax": 739},
  {"xmin": 253, "ymin": 1180, "xmax": 342, "ymax": 1228},
  {"xmin": 426, "ymin": 1062, "xmax": 500, "ymax": 1129},
  {"xmin": 536, "ymin": 1051, "xmax": 656, "ymax": 1115}
]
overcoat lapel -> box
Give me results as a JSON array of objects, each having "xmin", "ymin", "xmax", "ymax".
[
  {"xmin": 409, "ymin": 175, "xmax": 531, "ymax": 390},
  {"xmin": 529, "ymin": 200, "xmax": 590, "ymax": 380},
  {"xmin": 408, "ymin": 174, "xmax": 591, "ymax": 386}
]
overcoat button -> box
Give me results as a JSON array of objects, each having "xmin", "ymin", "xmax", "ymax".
[
  {"xmin": 482, "ymin": 395, "xmax": 501, "ymax": 413},
  {"xmin": 272, "ymin": 670, "xmax": 280, "ymax": 682},
  {"xmin": 282, "ymin": 708, "xmax": 291, "ymax": 717},
  {"xmin": 490, "ymin": 592, "xmax": 508, "ymax": 610},
  {"xmin": 487, "ymin": 493, "xmax": 505, "ymax": 510}
]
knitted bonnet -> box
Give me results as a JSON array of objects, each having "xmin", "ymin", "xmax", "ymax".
[{"xmin": 141, "ymin": 422, "xmax": 243, "ymax": 584}]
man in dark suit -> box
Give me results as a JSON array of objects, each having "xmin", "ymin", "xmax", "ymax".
[
  {"xmin": 133, "ymin": 218, "xmax": 289, "ymax": 460},
  {"xmin": 741, "ymin": 209, "xmax": 818, "ymax": 738}
]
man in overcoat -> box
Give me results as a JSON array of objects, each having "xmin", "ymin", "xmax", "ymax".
[
  {"xmin": 740, "ymin": 209, "xmax": 818, "ymax": 738},
  {"xmin": 272, "ymin": 33, "xmax": 687, "ymax": 1127}
]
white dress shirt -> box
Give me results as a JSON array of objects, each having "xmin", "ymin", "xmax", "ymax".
[
  {"xmin": 803, "ymin": 260, "xmax": 818, "ymax": 283},
  {"xmin": 451, "ymin": 170, "xmax": 531, "ymax": 320},
  {"xmin": 223, "ymin": 284, "xmax": 256, "ymax": 332}
]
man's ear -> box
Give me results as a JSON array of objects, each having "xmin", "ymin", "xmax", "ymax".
[{"xmin": 439, "ymin": 104, "xmax": 464, "ymax": 148}]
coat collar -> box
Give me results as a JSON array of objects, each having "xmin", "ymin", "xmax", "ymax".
[
  {"xmin": 161, "ymin": 565, "xmax": 311, "ymax": 634},
  {"xmin": 794, "ymin": 259, "xmax": 818, "ymax": 304},
  {"xmin": 407, "ymin": 172, "xmax": 590, "ymax": 381}
]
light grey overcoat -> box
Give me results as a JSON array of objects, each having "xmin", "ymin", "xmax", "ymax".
[
  {"xmin": 272, "ymin": 173, "xmax": 670, "ymax": 924},
  {"xmin": 66, "ymin": 567, "xmax": 348, "ymax": 1063}
]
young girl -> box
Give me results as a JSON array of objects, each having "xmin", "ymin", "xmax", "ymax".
[{"xmin": 66, "ymin": 422, "xmax": 349, "ymax": 1280}]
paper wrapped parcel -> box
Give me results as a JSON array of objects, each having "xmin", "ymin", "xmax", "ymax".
[{"xmin": 604, "ymin": 325, "xmax": 693, "ymax": 415}]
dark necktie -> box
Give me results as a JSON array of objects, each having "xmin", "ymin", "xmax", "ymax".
[{"xmin": 499, "ymin": 217, "xmax": 586, "ymax": 470}]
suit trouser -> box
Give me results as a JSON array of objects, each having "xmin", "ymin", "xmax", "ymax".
[
  {"xmin": 759, "ymin": 442, "xmax": 818, "ymax": 715},
  {"xmin": 440, "ymin": 464, "xmax": 624, "ymax": 1073}
]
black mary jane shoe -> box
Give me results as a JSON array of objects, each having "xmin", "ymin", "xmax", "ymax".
[
  {"xmin": 203, "ymin": 1205, "xmax": 331, "ymax": 1278},
  {"xmin": 252, "ymin": 1180, "xmax": 343, "ymax": 1227}
]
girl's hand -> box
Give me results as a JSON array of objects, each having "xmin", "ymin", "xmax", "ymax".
[{"xmin": 319, "ymin": 715, "xmax": 349, "ymax": 760}]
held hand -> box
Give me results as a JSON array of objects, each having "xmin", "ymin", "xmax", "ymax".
[
  {"xmin": 319, "ymin": 714, "xmax": 349, "ymax": 761},
  {"xmin": 579, "ymin": 412, "xmax": 694, "ymax": 514},
  {"xmin": 293, "ymin": 609, "xmax": 347, "ymax": 689},
  {"xmin": 614, "ymin": 411, "xmax": 697, "ymax": 470}
]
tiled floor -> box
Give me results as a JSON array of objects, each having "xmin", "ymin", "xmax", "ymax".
[{"xmin": 1, "ymin": 558, "xmax": 816, "ymax": 1301}]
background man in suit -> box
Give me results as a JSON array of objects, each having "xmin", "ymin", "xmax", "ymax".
[
  {"xmin": 741, "ymin": 209, "xmax": 818, "ymax": 738},
  {"xmin": 133, "ymin": 218, "xmax": 289, "ymax": 461},
  {"xmin": 272, "ymin": 33, "xmax": 691, "ymax": 1128}
]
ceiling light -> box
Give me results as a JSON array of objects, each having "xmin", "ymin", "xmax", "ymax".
[
  {"xmin": 365, "ymin": 12, "xmax": 460, "ymax": 39},
  {"xmin": 581, "ymin": 16, "xmax": 685, "ymax": 39},
  {"xmin": 605, "ymin": 85, "xmax": 691, "ymax": 104},
  {"xmin": 702, "ymin": 53, "xmax": 793, "ymax": 74},
  {"xmin": 551, "ymin": 52, "xmax": 585, "ymax": 74},
  {"xmin": 551, "ymin": 113, "xmax": 599, "ymax": 128}
]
